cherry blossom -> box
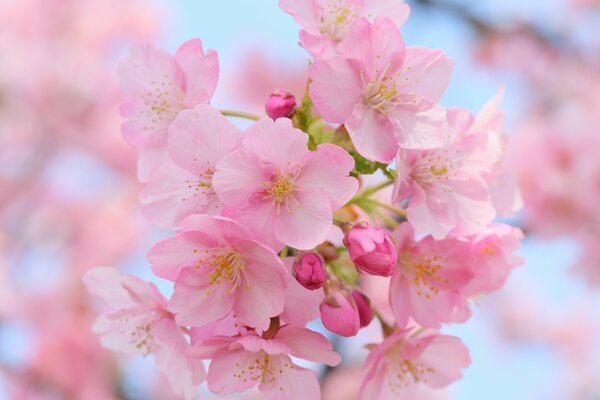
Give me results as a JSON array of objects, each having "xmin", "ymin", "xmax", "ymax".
[
  {"xmin": 280, "ymin": 0, "xmax": 410, "ymax": 57},
  {"xmin": 141, "ymin": 104, "xmax": 242, "ymax": 228},
  {"xmin": 82, "ymin": 267, "xmax": 204, "ymax": 399},
  {"xmin": 148, "ymin": 214, "xmax": 287, "ymax": 331},
  {"xmin": 359, "ymin": 329, "xmax": 470, "ymax": 399},
  {"xmin": 118, "ymin": 38, "xmax": 219, "ymax": 180},
  {"xmin": 212, "ymin": 117, "xmax": 358, "ymax": 250},
  {"xmin": 389, "ymin": 223, "xmax": 474, "ymax": 328},
  {"xmin": 188, "ymin": 326, "xmax": 341, "ymax": 399},
  {"xmin": 389, "ymin": 222, "xmax": 522, "ymax": 328},
  {"xmin": 393, "ymin": 106, "xmax": 498, "ymax": 239},
  {"xmin": 309, "ymin": 17, "xmax": 453, "ymax": 162}
]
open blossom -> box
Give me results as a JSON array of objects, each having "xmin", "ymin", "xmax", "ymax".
[
  {"xmin": 118, "ymin": 38, "xmax": 219, "ymax": 180},
  {"xmin": 468, "ymin": 90, "xmax": 523, "ymax": 216},
  {"xmin": 148, "ymin": 214, "xmax": 287, "ymax": 331},
  {"xmin": 462, "ymin": 223, "xmax": 524, "ymax": 295},
  {"xmin": 389, "ymin": 223, "xmax": 474, "ymax": 328},
  {"xmin": 393, "ymin": 108, "xmax": 497, "ymax": 239},
  {"xmin": 212, "ymin": 117, "xmax": 358, "ymax": 250},
  {"xmin": 389, "ymin": 223, "xmax": 523, "ymax": 328},
  {"xmin": 280, "ymin": 0, "xmax": 410, "ymax": 57},
  {"xmin": 141, "ymin": 105, "xmax": 242, "ymax": 228},
  {"xmin": 309, "ymin": 17, "xmax": 453, "ymax": 163},
  {"xmin": 188, "ymin": 326, "xmax": 341, "ymax": 399},
  {"xmin": 82, "ymin": 267, "xmax": 204, "ymax": 400},
  {"xmin": 359, "ymin": 329, "xmax": 470, "ymax": 399}
]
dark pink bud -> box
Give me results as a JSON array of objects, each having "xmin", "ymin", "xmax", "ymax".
[
  {"xmin": 320, "ymin": 292, "xmax": 360, "ymax": 337},
  {"xmin": 265, "ymin": 89, "xmax": 296, "ymax": 119},
  {"xmin": 351, "ymin": 290, "xmax": 373, "ymax": 328},
  {"xmin": 343, "ymin": 224, "xmax": 397, "ymax": 277},
  {"xmin": 292, "ymin": 252, "xmax": 326, "ymax": 290}
]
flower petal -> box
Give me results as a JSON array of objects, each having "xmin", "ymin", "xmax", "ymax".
[
  {"xmin": 296, "ymin": 143, "xmax": 358, "ymax": 209},
  {"xmin": 169, "ymin": 267, "xmax": 233, "ymax": 327},
  {"xmin": 346, "ymin": 103, "xmax": 399, "ymax": 163}
]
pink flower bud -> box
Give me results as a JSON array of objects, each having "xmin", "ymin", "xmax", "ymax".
[
  {"xmin": 351, "ymin": 289, "xmax": 373, "ymax": 328},
  {"xmin": 265, "ymin": 89, "xmax": 296, "ymax": 119},
  {"xmin": 320, "ymin": 292, "xmax": 360, "ymax": 337},
  {"xmin": 292, "ymin": 252, "xmax": 326, "ymax": 290},
  {"xmin": 343, "ymin": 225, "xmax": 397, "ymax": 277}
]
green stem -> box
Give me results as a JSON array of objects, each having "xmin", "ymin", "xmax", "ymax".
[
  {"xmin": 372, "ymin": 209, "xmax": 399, "ymax": 229},
  {"xmin": 363, "ymin": 198, "xmax": 406, "ymax": 218},
  {"xmin": 351, "ymin": 180, "xmax": 394, "ymax": 202},
  {"xmin": 220, "ymin": 110, "xmax": 261, "ymax": 121}
]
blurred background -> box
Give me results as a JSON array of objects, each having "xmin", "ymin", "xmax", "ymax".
[{"xmin": 0, "ymin": 0, "xmax": 599, "ymax": 399}]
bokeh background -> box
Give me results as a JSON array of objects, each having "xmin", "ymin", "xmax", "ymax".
[{"xmin": 0, "ymin": 0, "xmax": 599, "ymax": 399}]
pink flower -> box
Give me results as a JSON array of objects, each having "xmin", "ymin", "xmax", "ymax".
[
  {"xmin": 292, "ymin": 252, "xmax": 327, "ymax": 290},
  {"xmin": 309, "ymin": 17, "xmax": 453, "ymax": 163},
  {"xmin": 320, "ymin": 291, "xmax": 361, "ymax": 337},
  {"xmin": 118, "ymin": 38, "xmax": 219, "ymax": 180},
  {"xmin": 212, "ymin": 117, "xmax": 358, "ymax": 250},
  {"xmin": 389, "ymin": 223, "xmax": 523, "ymax": 328},
  {"xmin": 148, "ymin": 214, "xmax": 287, "ymax": 331},
  {"xmin": 462, "ymin": 223, "xmax": 524, "ymax": 295},
  {"xmin": 140, "ymin": 105, "xmax": 243, "ymax": 228},
  {"xmin": 392, "ymin": 108, "xmax": 496, "ymax": 239},
  {"xmin": 468, "ymin": 90, "xmax": 523, "ymax": 216},
  {"xmin": 389, "ymin": 223, "xmax": 474, "ymax": 328},
  {"xmin": 82, "ymin": 267, "xmax": 204, "ymax": 400},
  {"xmin": 265, "ymin": 89, "xmax": 297, "ymax": 119},
  {"xmin": 344, "ymin": 224, "xmax": 397, "ymax": 277},
  {"xmin": 280, "ymin": 0, "xmax": 410, "ymax": 57},
  {"xmin": 359, "ymin": 329, "xmax": 470, "ymax": 399},
  {"xmin": 188, "ymin": 326, "xmax": 341, "ymax": 399}
]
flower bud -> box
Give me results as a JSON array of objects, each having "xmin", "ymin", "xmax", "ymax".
[
  {"xmin": 265, "ymin": 89, "xmax": 296, "ymax": 120},
  {"xmin": 292, "ymin": 252, "xmax": 326, "ymax": 290},
  {"xmin": 351, "ymin": 290, "xmax": 373, "ymax": 328},
  {"xmin": 343, "ymin": 224, "xmax": 397, "ymax": 277},
  {"xmin": 320, "ymin": 292, "xmax": 360, "ymax": 337}
]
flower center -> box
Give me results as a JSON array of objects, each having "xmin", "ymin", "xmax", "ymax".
[
  {"xmin": 129, "ymin": 320, "xmax": 154, "ymax": 356},
  {"xmin": 411, "ymin": 152, "xmax": 458, "ymax": 190},
  {"xmin": 387, "ymin": 346, "xmax": 436, "ymax": 392},
  {"xmin": 263, "ymin": 169, "xmax": 300, "ymax": 215},
  {"xmin": 141, "ymin": 74, "xmax": 185, "ymax": 132},
  {"xmin": 194, "ymin": 248, "xmax": 247, "ymax": 294},
  {"xmin": 270, "ymin": 174, "xmax": 294, "ymax": 198},
  {"xmin": 319, "ymin": 1, "xmax": 362, "ymax": 41},
  {"xmin": 363, "ymin": 62, "xmax": 410, "ymax": 114},
  {"xmin": 401, "ymin": 253, "xmax": 449, "ymax": 299},
  {"xmin": 362, "ymin": 62, "xmax": 419, "ymax": 114},
  {"xmin": 182, "ymin": 168, "xmax": 217, "ymax": 208}
]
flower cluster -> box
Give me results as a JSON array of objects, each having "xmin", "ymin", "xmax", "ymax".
[{"xmin": 85, "ymin": 1, "xmax": 524, "ymax": 399}]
